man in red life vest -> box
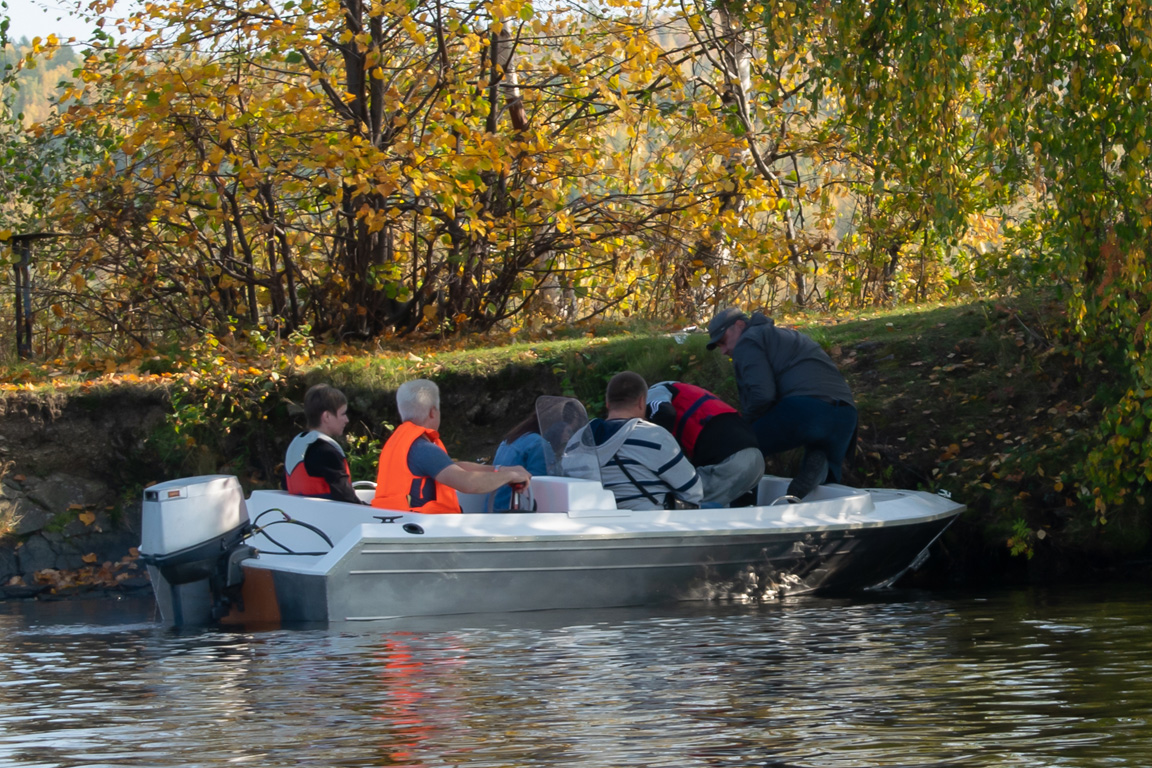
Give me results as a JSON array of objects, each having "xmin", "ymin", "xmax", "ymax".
[
  {"xmin": 285, "ymin": 384, "xmax": 365, "ymax": 504},
  {"xmin": 372, "ymin": 379, "xmax": 532, "ymax": 514},
  {"xmin": 646, "ymin": 381, "xmax": 764, "ymax": 506}
]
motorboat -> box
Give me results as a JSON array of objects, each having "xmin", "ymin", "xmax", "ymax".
[{"xmin": 138, "ymin": 474, "xmax": 964, "ymax": 627}]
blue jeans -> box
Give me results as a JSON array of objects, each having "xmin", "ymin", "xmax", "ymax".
[{"xmin": 751, "ymin": 396, "xmax": 858, "ymax": 483}]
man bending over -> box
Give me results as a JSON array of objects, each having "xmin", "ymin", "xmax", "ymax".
[{"xmin": 707, "ymin": 306, "xmax": 857, "ymax": 499}]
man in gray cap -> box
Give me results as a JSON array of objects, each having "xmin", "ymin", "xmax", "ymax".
[{"xmin": 706, "ymin": 307, "xmax": 857, "ymax": 499}]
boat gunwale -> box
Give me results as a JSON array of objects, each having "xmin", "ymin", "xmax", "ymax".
[{"xmin": 242, "ymin": 506, "xmax": 963, "ymax": 576}]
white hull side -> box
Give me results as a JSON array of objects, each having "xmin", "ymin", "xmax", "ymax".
[{"xmin": 221, "ymin": 477, "xmax": 963, "ymax": 624}]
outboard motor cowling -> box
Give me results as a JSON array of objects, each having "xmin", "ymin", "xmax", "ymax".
[{"xmin": 140, "ymin": 475, "xmax": 252, "ymax": 626}]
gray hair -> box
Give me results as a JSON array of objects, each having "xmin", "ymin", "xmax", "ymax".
[{"xmin": 397, "ymin": 379, "xmax": 440, "ymax": 424}]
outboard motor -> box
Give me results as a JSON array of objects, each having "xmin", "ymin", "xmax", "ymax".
[{"xmin": 139, "ymin": 475, "xmax": 254, "ymax": 627}]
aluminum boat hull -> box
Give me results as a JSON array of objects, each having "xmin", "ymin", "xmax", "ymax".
[{"xmin": 196, "ymin": 476, "xmax": 964, "ymax": 625}]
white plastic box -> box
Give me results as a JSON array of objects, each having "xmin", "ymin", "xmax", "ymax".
[{"xmin": 530, "ymin": 476, "xmax": 618, "ymax": 513}]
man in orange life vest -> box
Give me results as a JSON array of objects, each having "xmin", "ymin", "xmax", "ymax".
[
  {"xmin": 284, "ymin": 384, "xmax": 366, "ymax": 504},
  {"xmin": 646, "ymin": 381, "xmax": 764, "ymax": 506},
  {"xmin": 372, "ymin": 379, "xmax": 532, "ymax": 513}
]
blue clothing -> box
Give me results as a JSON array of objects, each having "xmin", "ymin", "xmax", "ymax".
[
  {"xmin": 727, "ymin": 312, "xmax": 856, "ymax": 488},
  {"xmin": 407, "ymin": 437, "xmax": 454, "ymax": 481},
  {"xmin": 750, "ymin": 396, "xmax": 857, "ymax": 483},
  {"xmin": 491, "ymin": 432, "xmax": 550, "ymax": 510}
]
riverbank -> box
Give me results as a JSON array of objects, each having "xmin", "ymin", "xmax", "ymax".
[
  {"xmin": 2, "ymin": 297, "xmax": 1145, "ymax": 599},
  {"xmin": 0, "ymin": 388, "xmax": 168, "ymax": 597}
]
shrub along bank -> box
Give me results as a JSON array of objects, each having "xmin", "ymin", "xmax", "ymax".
[{"xmin": 1, "ymin": 297, "xmax": 1146, "ymax": 598}]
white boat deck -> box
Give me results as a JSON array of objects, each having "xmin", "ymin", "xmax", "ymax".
[{"xmin": 241, "ymin": 476, "xmax": 962, "ymax": 577}]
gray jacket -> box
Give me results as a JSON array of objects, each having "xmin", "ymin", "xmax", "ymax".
[{"xmin": 732, "ymin": 312, "xmax": 855, "ymax": 421}]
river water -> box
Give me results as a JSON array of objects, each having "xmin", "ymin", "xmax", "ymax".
[{"xmin": 2, "ymin": 584, "xmax": 1151, "ymax": 767}]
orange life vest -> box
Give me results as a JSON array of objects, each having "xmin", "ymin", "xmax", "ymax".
[
  {"xmin": 668, "ymin": 382, "xmax": 737, "ymax": 461},
  {"xmin": 371, "ymin": 422, "xmax": 462, "ymax": 514},
  {"xmin": 285, "ymin": 431, "xmax": 351, "ymax": 497}
]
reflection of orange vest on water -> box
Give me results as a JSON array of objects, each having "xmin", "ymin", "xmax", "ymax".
[
  {"xmin": 371, "ymin": 422, "xmax": 462, "ymax": 514},
  {"xmin": 668, "ymin": 383, "xmax": 737, "ymax": 461},
  {"xmin": 285, "ymin": 431, "xmax": 350, "ymax": 497}
]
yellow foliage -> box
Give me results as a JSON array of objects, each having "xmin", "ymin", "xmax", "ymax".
[{"xmin": 5, "ymin": 0, "xmax": 997, "ymax": 347}]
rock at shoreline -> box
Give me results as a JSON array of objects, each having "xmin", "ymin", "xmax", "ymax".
[
  {"xmin": 1, "ymin": 388, "xmax": 167, "ymax": 590},
  {"xmin": 23, "ymin": 474, "xmax": 114, "ymax": 530}
]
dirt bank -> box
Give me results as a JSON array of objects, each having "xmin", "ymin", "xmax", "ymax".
[{"xmin": 0, "ymin": 388, "xmax": 169, "ymax": 596}]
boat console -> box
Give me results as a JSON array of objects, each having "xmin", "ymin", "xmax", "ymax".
[{"xmin": 529, "ymin": 476, "xmax": 618, "ymax": 514}]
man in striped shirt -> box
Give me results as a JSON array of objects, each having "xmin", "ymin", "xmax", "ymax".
[{"xmin": 562, "ymin": 372, "xmax": 704, "ymax": 510}]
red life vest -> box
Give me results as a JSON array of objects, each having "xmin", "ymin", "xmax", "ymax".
[
  {"xmin": 371, "ymin": 422, "xmax": 462, "ymax": 514},
  {"xmin": 285, "ymin": 431, "xmax": 351, "ymax": 497},
  {"xmin": 667, "ymin": 383, "xmax": 737, "ymax": 461}
]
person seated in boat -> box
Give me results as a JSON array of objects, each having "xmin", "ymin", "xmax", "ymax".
[
  {"xmin": 561, "ymin": 371, "xmax": 703, "ymax": 511},
  {"xmin": 372, "ymin": 378, "xmax": 532, "ymax": 514},
  {"xmin": 284, "ymin": 383, "xmax": 366, "ymax": 504},
  {"xmin": 490, "ymin": 412, "xmax": 552, "ymax": 511},
  {"xmin": 646, "ymin": 381, "xmax": 764, "ymax": 506},
  {"xmin": 706, "ymin": 306, "xmax": 857, "ymax": 500}
]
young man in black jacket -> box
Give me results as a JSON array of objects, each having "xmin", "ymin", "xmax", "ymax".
[{"xmin": 284, "ymin": 384, "xmax": 364, "ymax": 504}]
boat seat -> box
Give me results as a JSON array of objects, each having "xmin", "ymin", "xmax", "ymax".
[
  {"xmin": 457, "ymin": 492, "xmax": 490, "ymax": 514},
  {"xmin": 756, "ymin": 476, "xmax": 792, "ymax": 504},
  {"xmin": 756, "ymin": 475, "xmax": 866, "ymax": 505},
  {"xmin": 530, "ymin": 476, "xmax": 618, "ymax": 513}
]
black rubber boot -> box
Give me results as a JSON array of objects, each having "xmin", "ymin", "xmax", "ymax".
[{"xmin": 787, "ymin": 448, "xmax": 828, "ymax": 499}]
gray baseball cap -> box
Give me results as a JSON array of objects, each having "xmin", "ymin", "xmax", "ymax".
[{"xmin": 706, "ymin": 307, "xmax": 746, "ymax": 349}]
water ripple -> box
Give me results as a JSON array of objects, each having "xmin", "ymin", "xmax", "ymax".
[{"xmin": 2, "ymin": 587, "xmax": 1152, "ymax": 766}]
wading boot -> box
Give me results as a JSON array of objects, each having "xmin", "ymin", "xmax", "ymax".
[{"xmin": 786, "ymin": 448, "xmax": 828, "ymax": 499}]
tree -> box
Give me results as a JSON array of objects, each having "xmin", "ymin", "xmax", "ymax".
[
  {"xmin": 979, "ymin": 1, "xmax": 1152, "ymax": 512},
  {"xmin": 11, "ymin": 0, "xmax": 1018, "ymax": 354},
  {"xmin": 26, "ymin": 0, "xmax": 753, "ymax": 342}
]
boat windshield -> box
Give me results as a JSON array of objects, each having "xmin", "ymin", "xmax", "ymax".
[{"xmin": 536, "ymin": 396, "xmax": 589, "ymax": 476}]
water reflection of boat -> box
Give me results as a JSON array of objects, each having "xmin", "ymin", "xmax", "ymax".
[{"xmin": 138, "ymin": 474, "xmax": 963, "ymax": 627}]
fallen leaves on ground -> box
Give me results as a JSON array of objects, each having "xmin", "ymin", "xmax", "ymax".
[{"xmin": 32, "ymin": 551, "xmax": 145, "ymax": 593}]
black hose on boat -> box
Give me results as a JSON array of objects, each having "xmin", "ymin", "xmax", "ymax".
[{"xmin": 245, "ymin": 508, "xmax": 335, "ymax": 555}]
